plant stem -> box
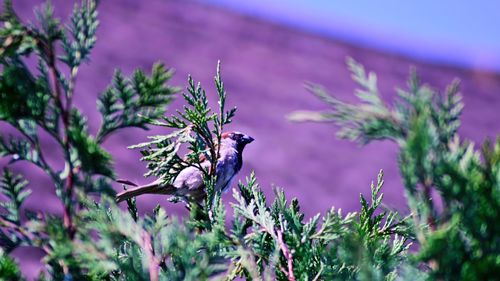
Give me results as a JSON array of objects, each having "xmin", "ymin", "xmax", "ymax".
[
  {"xmin": 0, "ymin": 217, "xmax": 50, "ymax": 253},
  {"xmin": 47, "ymin": 43, "xmax": 76, "ymax": 239},
  {"xmin": 276, "ymin": 229, "xmax": 296, "ymax": 281},
  {"xmin": 142, "ymin": 230, "xmax": 160, "ymax": 281},
  {"xmin": 422, "ymin": 180, "xmax": 436, "ymax": 230}
]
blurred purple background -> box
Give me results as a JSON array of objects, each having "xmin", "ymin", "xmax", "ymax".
[
  {"xmin": 204, "ymin": 0, "xmax": 500, "ymax": 71},
  {"xmin": 2, "ymin": 0, "xmax": 500, "ymax": 279}
]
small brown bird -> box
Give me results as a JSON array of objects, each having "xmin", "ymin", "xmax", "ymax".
[{"xmin": 116, "ymin": 131, "xmax": 254, "ymax": 203}]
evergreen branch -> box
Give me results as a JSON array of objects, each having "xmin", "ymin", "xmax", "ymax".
[
  {"xmin": 68, "ymin": 109, "xmax": 114, "ymax": 178},
  {"xmin": 0, "ymin": 217, "xmax": 46, "ymax": 252},
  {"xmin": 11, "ymin": 120, "xmax": 59, "ymax": 183},
  {"xmin": 0, "ymin": 169, "xmax": 30, "ymax": 225},
  {"xmin": 60, "ymin": 0, "xmax": 98, "ymax": 70},
  {"xmin": 0, "ymin": 170, "xmax": 48, "ymax": 254},
  {"xmin": 0, "ymin": 0, "xmax": 37, "ymax": 58},
  {"xmin": 96, "ymin": 63, "xmax": 178, "ymax": 143},
  {"xmin": 3, "ymin": 1, "xmax": 497, "ymax": 279},
  {"xmin": 28, "ymin": 3, "xmax": 79, "ymax": 237},
  {"xmin": 0, "ymin": 134, "xmax": 59, "ymax": 189},
  {"xmin": 289, "ymin": 58, "xmax": 406, "ymax": 144},
  {"xmin": 0, "ymin": 248, "xmax": 23, "ymax": 280},
  {"xmin": 276, "ymin": 228, "xmax": 296, "ymax": 281},
  {"xmin": 48, "ymin": 43, "xmax": 77, "ymax": 239},
  {"xmin": 128, "ymin": 62, "xmax": 236, "ymax": 210},
  {"xmin": 141, "ymin": 229, "xmax": 160, "ymax": 281},
  {"xmin": 290, "ymin": 57, "xmax": 500, "ymax": 279}
]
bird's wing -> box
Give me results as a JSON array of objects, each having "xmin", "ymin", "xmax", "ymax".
[
  {"xmin": 116, "ymin": 178, "xmax": 175, "ymax": 202},
  {"xmin": 172, "ymin": 164, "xmax": 207, "ymax": 191}
]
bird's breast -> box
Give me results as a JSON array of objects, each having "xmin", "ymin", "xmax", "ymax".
[{"xmin": 215, "ymin": 151, "xmax": 241, "ymax": 192}]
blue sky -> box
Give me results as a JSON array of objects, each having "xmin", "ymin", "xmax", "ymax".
[{"xmin": 203, "ymin": 0, "xmax": 500, "ymax": 71}]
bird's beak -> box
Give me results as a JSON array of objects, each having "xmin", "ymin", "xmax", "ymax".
[{"xmin": 243, "ymin": 135, "xmax": 254, "ymax": 144}]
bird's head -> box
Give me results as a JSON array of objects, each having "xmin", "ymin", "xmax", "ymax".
[{"xmin": 221, "ymin": 131, "xmax": 254, "ymax": 152}]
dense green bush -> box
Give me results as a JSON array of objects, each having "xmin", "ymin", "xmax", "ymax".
[
  {"xmin": 0, "ymin": 1, "xmax": 498, "ymax": 280},
  {"xmin": 289, "ymin": 59, "xmax": 500, "ymax": 280}
]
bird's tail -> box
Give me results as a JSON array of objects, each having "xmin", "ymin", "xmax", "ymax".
[{"xmin": 116, "ymin": 179, "xmax": 176, "ymax": 203}]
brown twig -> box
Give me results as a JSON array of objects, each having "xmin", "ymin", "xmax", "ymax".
[
  {"xmin": 46, "ymin": 42, "xmax": 76, "ymax": 239},
  {"xmin": 0, "ymin": 217, "xmax": 50, "ymax": 253},
  {"xmin": 276, "ymin": 229, "xmax": 296, "ymax": 281},
  {"xmin": 141, "ymin": 230, "xmax": 160, "ymax": 281}
]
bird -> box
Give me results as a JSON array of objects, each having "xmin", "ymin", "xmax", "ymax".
[{"xmin": 116, "ymin": 131, "xmax": 254, "ymax": 203}]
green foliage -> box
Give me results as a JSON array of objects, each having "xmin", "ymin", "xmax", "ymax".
[
  {"xmin": 0, "ymin": 61, "xmax": 53, "ymax": 125},
  {"xmin": 229, "ymin": 171, "xmax": 413, "ymax": 281},
  {"xmin": 68, "ymin": 109, "xmax": 114, "ymax": 178},
  {"xmin": 0, "ymin": 249, "xmax": 23, "ymax": 281},
  {"xmin": 0, "ymin": 1, "xmax": 498, "ymax": 280},
  {"xmin": 0, "ymin": 1, "xmax": 177, "ymax": 279},
  {"xmin": 0, "ymin": 169, "xmax": 30, "ymax": 225},
  {"xmin": 0, "ymin": 1, "xmax": 37, "ymax": 58},
  {"xmin": 0, "ymin": 169, "xmax": 31, "ymax": 253},
  {"xmin": 61, "ymin": 0, "xmax": 98, "ymax": 69},
  {"xmin": 416, "ymin": 137, "xmax": 500, "ymax": 280},
  {"xmin": 291, "ymin": 57, "xmax": 500, "ymax": 280},
  {"xmin": 128, "ymin": 61, "xmax": 235, "ymax": 207},
  {"xmin": 74, "ymin": 196, "xmax": 227, "ymax": 280},
  {"xmin": 68, "ymin": 171, "xmax": 410, "ymax": 281},
  {"xmin": 96, "ymin": 63, "xmax": 178, "ymax": 143}
]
